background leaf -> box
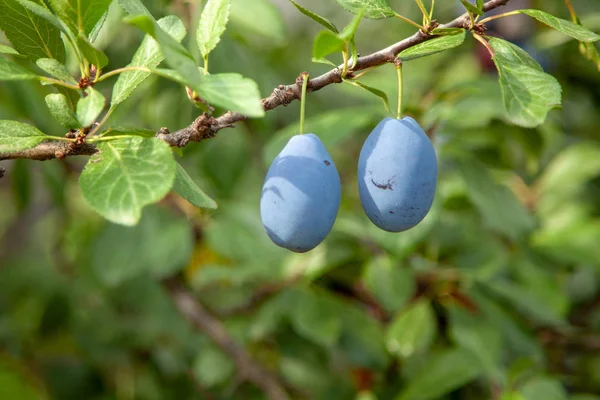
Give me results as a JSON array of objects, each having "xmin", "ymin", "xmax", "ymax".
[
  {"xmin": 386, "ymin": 300, "xmax": 436, "ymax": 359},
  {"xmin": 90, "ymin": 206, "xmax": 193, "ymax": 285},
  {"xmin": 363, "ymin": 256, "xmax": 414, "ymax": 313},
  {"xmin": 79, "ymin": 137, "xmax": 176, "ymax": 225},
  {"xmin": 396, "ymin": 348, "xmax": 483, "ymax": 400},
  {"xmin": 456, "ymin": 157, "xmax": 534, "ymax": 239}
]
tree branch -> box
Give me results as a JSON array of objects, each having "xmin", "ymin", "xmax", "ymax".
[
  {"xmin": 163, "ymin": 277, "xmax": 290, "ymax": 400},
  {"xmin": 0, "ymin": 0, "xmax": 510, "ymax": 162}
]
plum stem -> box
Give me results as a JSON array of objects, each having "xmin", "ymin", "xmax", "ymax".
[
  {"xmin": 395, "ymin": 59, "xmax": 403, "ymax": 120},
  {"xmin": 299, "ymin": 73, "xmax": 309, "ymax": 135}
]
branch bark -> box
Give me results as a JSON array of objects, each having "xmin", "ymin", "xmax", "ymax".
[
  {"xmin": 163, "ymin": 277, "xmax": 290, "ymax": 400},
  {"xmin": 0, "ymin": 0, "xmax": 510, "ymax": 162}
]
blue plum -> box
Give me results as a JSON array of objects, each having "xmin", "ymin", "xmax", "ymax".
[
  {"xmin": 261, "ymin": 134, "xmax": 341, "ymax": 252},
  {"xmin": 358, "ymin": 117, "xmax": 437, "ymax": 232}
]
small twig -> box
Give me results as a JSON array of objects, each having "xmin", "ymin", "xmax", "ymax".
[{"xmin": 163, "ymin": 277, "xmax": 290, "ymax": 400}]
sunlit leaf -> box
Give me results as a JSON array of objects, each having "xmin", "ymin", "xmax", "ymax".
[
  {"xmin": 79, "ymin": 137, "xmax": 176, "ymax": 225},
  {"xmin": 489, "ymin": 37, "xmax": 562, "ymax": 127},
  {"xmin": 197, "ymin": 0, "xmax": 230, "ymax": 57},
  {"xmin": 0, "ymin": 0, "xmax": 65, "ymax": 61},
  {"xmin": 0, "ymin": 121, "xmax": 47, "ymax": 153},
  {"xmin": 399, "ymin": 30, "xmax": 466, "ymax": 61},
  {"xmin": 334, "ymin": 0, "xmax": 394, "ymax": 19}
]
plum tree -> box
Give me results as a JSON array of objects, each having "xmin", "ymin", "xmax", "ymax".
[
  {"xmin": 358, "ymin": 117, "xmax": 437, "ymax": 232},
  {"xmin": 260, "ymin": 133, "xmax": 341, "ymax": 253}
]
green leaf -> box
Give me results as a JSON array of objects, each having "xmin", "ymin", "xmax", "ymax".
[
  {"xmin": 399, "ymin": 30, "xmax": 466, "ymax": 61},
  {"xmin": 518, "ymin": 9, "xmax": 600, "ymax": 43},
  {"xmin": 45, "ymin": 93, "xmax": 81, "ymax": 129},
  {"xmin": 537, "ymin": 142, "xmax": 600, "ymax": 200},
  {"xmin": 196, "ymin": 0, "xmax": 230, "ymax": 58},
  {"xmin": 488, "ymin": 37, "xmax": 562, "ymax": 127},
  {"xmin": 0, "ymin": 0, "xmax": 65, "ymax": 62},
  {"xmin": 459, "ymin": 0, "xmax": 483, "ymax": 16},
  {"xmin": 153, "ymin": 69, "xmax": 264, "ymax": 117},
  {"xmin": 229, "ymin": 0, "xmax": 286, "ymax": 44},
  {"xmin": 90, "ymin": 207, "xmax": 194, "ymax": 285},
  {"xmin": 79, "ymin": 137, "xmax": 177, "ymax": 225},
  {"xmin": 88, "ymin": 9, "xmax": 109, "ymax": 43},
  {"xmin": 0, "ymin": 57, "xmax": 38, "ymax": 80},
  {"xmin": 483, "ymin": 280, "xmax": 566, "ymax": 327},
  {"xmin": 111, "ymin": 15, "xmax": 186, "ymax": 106},
  {"xmin": 76, "ymin": 35, "xmax": 109, "ymax": 68},
  {"xmin": 395, "ymin": 348, "xmax": 483, "ymax": 400},
  {"xmin": 340, "ymin": 304, "xmax": 390, "ymax": 369},
  {"xmin": 312, "ymin": 57, "xmax": 338, "ymax": 67},
  {"xmin": 521, "ymin": 377, "xmax": 567, "ymax": 400},
  {"xmin": 125, "ymin": 15, "xmax": 203, "ymax": 98},
  {"xmin": 456, "ymin": 157, "xmax": 534, "ymax": 240},
  {"xmin": 386, "ymin": 300, "xmax": 436, "ymax": 359},
  {"xmin": 36, "ymin": 58, "xmax": 78, "ymax": 84},
  {"xmin": 195, "ymin": 73, "xmax": 264, "ymax": 117},
  {"xmin": 313, "ymin": 30, "xmax": 346, "ymax": 60},
  {"xmin": 290, "ymin": 289, "xmax": 343, "ymax": 347},
  {"xmin": 335, "ymin": 0, "xmax": 394, "ymax": 19},
  {"xmin": 532, "ymin": 219, "xmax": 600, "ymax": 267},
  {"xmin": 76, "ymin": 88, "xmax": 106, "ymax": 127},
  {"xmin": 343, "ymin": 79, "xmax": 390, "ymax": 111},
  {"xmin": 476, "ymin": 0, "xmax": 484, "ymax": 10},
  {"xmin": 0, "ymin": 120, "xmax": 47, "ymax": 153},
  {"xmin": 363, "ymin": 256, "xmax": 414, "ymax": 313},
  {"xmin": 116, "ymin": 0, "xmax": 153, "ymax": 17},
  {"xmin": 0, "ymin": 44, "xmax": 20, "ymax": 55},
  {"xmin": 340, "ymin": 8, "xmax": 364, "ymax": 41},
  {"xmin": 0, "ymin": 360, "xmax": 45, "ymax": 400},
  {"xmin": 430, "ymin": 27, "xmax": 465, "ymax": 35},
  {"xmin": 289, "ymin": 0, "xmax": 338, "ymax": 33},
  {"xmin": 48, "ymin": 0, "xmax": 112, "ymax": 36},
  {"xmin": 448, "ymin": 305, "xmax": 503, "ymax": 379},
  {"xmin": 173, "ymin": 163, "xmax": 217, "ymax": 209},
  {"xmin": 193, "ymin": 344, "xmax": 235, "ymax": 387},
  {"xmin": 15, "ymin": 0, "xmax": 68, "ymax": 34}
]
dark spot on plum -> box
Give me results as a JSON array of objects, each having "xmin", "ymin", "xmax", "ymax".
[
  {"xmin": 324, "ymin": 160, "xmax": 331, "ymax": 166},
  {"xmin": 389, "ymin": 211, "xmax": 394, "ymax": 214},
  {"xmin": 371, "ymin": 178, "xmax": 394, "ymax": 190}
]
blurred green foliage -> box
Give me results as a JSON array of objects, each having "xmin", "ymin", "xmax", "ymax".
[{"xmin": 1, "ymin": 0, "xmax": 600, "ymax": 399}]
